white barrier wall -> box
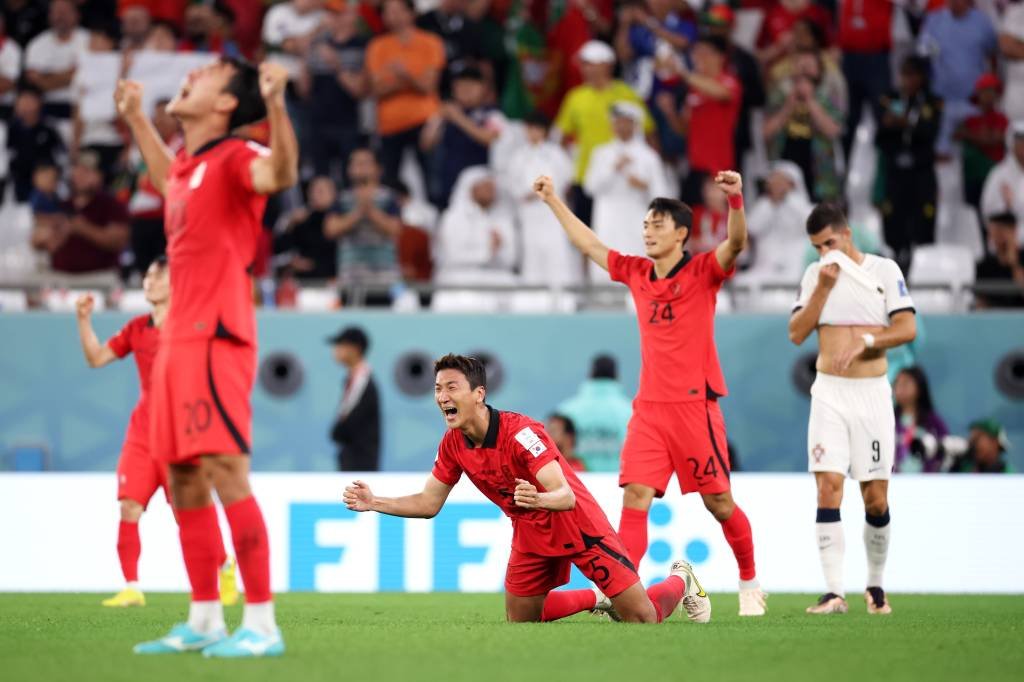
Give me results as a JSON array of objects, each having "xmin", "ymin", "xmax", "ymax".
[{"xmin": 2, "ymin": 473, "xmax": 1022, "ymax": 593}]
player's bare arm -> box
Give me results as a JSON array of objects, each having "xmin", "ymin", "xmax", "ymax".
[
  {"xmin": 249, "ymin": 63, "xmax": 300, "ymax": 195},
  {"xmin": 534, "ymin": 175, "xmax": 610, "ymax": 271},
  {"xmin": 713, "ymin": 171, "xmax": 747, "ymax": 273},
  {"xmin": 830, "ymin": 311, "xmax": 917, "ymax": 374},
  {"xmin": 115, "ymin": 79, "xmax": 174, "ymax": 195},
  {"xmin": 512, "ymin": 462, "xmax": 576, "ymax": 512},
  {"xmin": 74, "ymin": 295, "xmax": 117, "ymax": 368},
  {"xmin": 788, "ymin": 264, "xmax": 839, "ymax": 345},
  {"xmin": 343, "ymin": 475, "xmax": 454, "ymax": 519}
]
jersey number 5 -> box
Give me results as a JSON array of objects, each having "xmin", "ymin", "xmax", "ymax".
[{"xmin": 648, "ymin": 302, "xmax": 676, "ymax": 324}]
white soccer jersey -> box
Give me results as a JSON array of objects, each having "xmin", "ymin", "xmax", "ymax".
[{"xmin": 793, "ymin": 251, "xmax": 915, "ymax": 326}]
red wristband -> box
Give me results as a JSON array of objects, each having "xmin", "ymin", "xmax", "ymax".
[{"xmin": 728, "ymin": 193, "xmax": 744, "ymax": 210}]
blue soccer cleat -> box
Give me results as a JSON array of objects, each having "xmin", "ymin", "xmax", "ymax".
[
  {"xmin": 201, "ymin": 627, "xmax": 285, "ymax": 658},
  {"xmin": 133, "ymin": 623, "xmax": 227, "ymax": 654}
]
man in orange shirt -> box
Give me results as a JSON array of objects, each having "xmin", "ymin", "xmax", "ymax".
[{"xmin": 366, "ymin": 0, "xmax": 445, "ymax": 187}]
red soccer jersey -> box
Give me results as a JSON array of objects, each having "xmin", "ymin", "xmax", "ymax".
[
  {"xmin": 163, "ymin": 137, "xmax": 269, "ymax": 344},
  {"xmin": 107, "ymin": 314, "xmax": 161, "ymax": 442},
  {"xmin": 685, "ymin": 73, "xmax": 742, "ymax": 175},
  {"xmin": 431, "ymin": 407, "xmax": 616, "ymax": 556},
  {"xmin": 608, "ymin": 250, "xmax": 732, "ymax": 403}
]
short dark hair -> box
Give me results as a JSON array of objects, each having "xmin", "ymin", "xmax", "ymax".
[
  {"xmin": 694, "ymin": 34, "xmax": 728, "ymax": 55},
  {"xmin": 806, "ymin": 202, "xmax": 848, "ymax": 235},
  {"xmin": 450, "ymin": 62, "xmax": 484, "ymax": 82},
  {"xmin": 434, "ymin": 354, "xmax": 487, "ymax": 391},
  {"xmin": 590, "ymin": 354, "xmax": 617, "ymax": 380},
  {"xmin": 221, "ymin": 57, "xmax": 266, "ymax": 131},
  {"xmin": 152, "ymin": 254, "xmax": 169, "ymax": 268},
  {"xmin": 329, "ymin": 326, "xmax": 370, "ymax": 354},
  {"xmin": 524, "ymin": 110, "xmax": 551, "ymax": 129},
  {"xmin": 647, "ymin": 197, "xmax": 693, "ymax": 230},
  {"xmin": 549, "ymin": 413, "xmax": 576, "ymax": 439},
  {"xmin": 384, "ymin": 0, "xmax": 416, "ymax": 12},
  {"xmin": 987, "ymin": 211, "xmax": 1017, "ymax": 228}
]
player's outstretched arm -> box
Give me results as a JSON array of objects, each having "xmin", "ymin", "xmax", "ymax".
[
  {"xmin": 250, "ymin": 62, "xmax": 299, "ymax": 195},
  {"xmin": 115, "ymin": 80, "xmax": 174, "ymax": 195},
  {"xmin": 513, "ymin": 462, "xmax": 575, "ymax": 512},
  {"xmin": 343, "ymin": 475, "xmax": 453, "ymax": 519},
  {"xmin": 74, "ymin": 295, "xmax": 117, "ymax": 368},
  {"xmin": 788, "ymin": 264, "xmax": 838, "ymax": 345},
  {"xmin": 534, "ymin": 175, "xmax": 610, "ymax": 271},
  {"xmin": 714, "ymin": 171, "xmax": 747, "ymax": 273}
]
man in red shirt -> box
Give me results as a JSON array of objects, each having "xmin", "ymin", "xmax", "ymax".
[
  {"xmin": 837, "ymin": 0, "xmax": 893, "ymax": 159},
  {"xmin": 115, "ymin": 56, "xmax": 298, "ymax": 657},
  {"xmin": 657, "ymin": 35, "xmax": 742, "ymax": 206},
  {"xmin": 74, "ymin": 258, "xmax": 237, "ymax": 608},
  {"xmin": 344, "ymin": 354, "xmax": 711, "ymax": 624},
  {"xmin": 536, "ymin": 170, "xmax": 765, "ymax": 617}
]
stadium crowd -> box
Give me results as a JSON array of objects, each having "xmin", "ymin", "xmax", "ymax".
[{"xmin": 0, "ymin": 0, "xmax": 1021, "ymax": 310}]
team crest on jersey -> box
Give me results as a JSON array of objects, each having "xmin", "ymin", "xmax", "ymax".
[
  {"xmin": 514, "ymin": 427, "xmax": 547, "ymax": 457},
  {"xmin": 812, "ymin": 444, "xmax": 825, "ymax": 463},
  {"xmin": 189, "ymin": 162, "xmax": 207, "ymax": 189}
]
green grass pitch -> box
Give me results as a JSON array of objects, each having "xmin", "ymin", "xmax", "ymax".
[{"xmin": 1, "ymin": 593, "xmax": 1021, "ymax": 682}]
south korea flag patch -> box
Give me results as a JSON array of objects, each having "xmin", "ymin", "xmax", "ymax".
[{"xmin": 514, "ymin": 427, "xmax": 548, "ymax": 457}]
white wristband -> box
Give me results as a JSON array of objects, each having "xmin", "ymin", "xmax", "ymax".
[{"xmin": 862, "ymin": 333, "xmax": 876, "ymax": 349}]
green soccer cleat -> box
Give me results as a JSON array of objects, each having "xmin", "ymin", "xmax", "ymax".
[
  {"xmin": 133, "ymin": 623, "xmax": 227, "ymax": 654},
  {"xmin": 202, "ymin": 627, "xmax": 285, "ymax": 658}
]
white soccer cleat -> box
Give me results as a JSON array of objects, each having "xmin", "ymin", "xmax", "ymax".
[
  {"xmin": 671, "ymin": 559, "xmax": 711, "ymax": 623},
  {"xmin": 805, "ymin": 592, "xmax": 849, "ymax": 614},
  {"xmin": 591, "ymin": 587, "xmax": 621, "ymax": 622},
  {"xmin": 738, "ymin": 586, "xmax": 767, "ymax": 617},
  {"xmin": 865, "ymin": 587, "xmax": 892, "ymax": 615}
]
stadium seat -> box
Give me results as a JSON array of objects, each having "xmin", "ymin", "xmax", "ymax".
[
  {"xmin": 41, "ymin": 289, "xmax": 106, "ymax": 312},
  {"xmin": 908, "ymin": 244, "xmax": 976, "ymax": 313},
  {"xmin": 296, "ymin": 287, "xmax": 340, "ymax": 312},
  {"xmin": 0, "ymin": 290, "xmax": 27, "ymax": 312},
  {"xmin": 431, "ymin": 290, "xmax": 504, "ymax": 313},
  {"xmin": 507, "ymin": 291, "xmax": 578, "ymax": 314},
  {"xmin": 117, "ymin": 289, "xmax": 150, "ymax": 312},
  {"xmin": 936, "ymin": 203, "xmax": 984, "ymax": 262}
]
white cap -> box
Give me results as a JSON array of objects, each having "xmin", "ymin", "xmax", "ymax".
[
  {"xmin": 578, "ymin": 40, "xmax": 616, "ymax": 65},
  {"xmin": 610, "ymin": 101, "xmax": 645, "ymax": 124},
  {"xmin": 1013, "ymin": 119, "xmax": 1024, "ymax": 137}
]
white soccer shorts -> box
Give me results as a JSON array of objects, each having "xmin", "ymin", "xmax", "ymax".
[{"xmin": 807, "ymin": 373, "xmax": 895, "ymax": 481}]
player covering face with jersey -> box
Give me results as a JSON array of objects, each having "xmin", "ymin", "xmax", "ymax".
[
  {"xmin": 345, "ymin": 354, "xmax": 712, "ymax": 625},
  {"xmin": 789, "ymin": 203, "xmax": 917, "ymax": 615}
]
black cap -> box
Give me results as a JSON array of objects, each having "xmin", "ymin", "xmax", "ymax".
[
  {"xmin": 591, "ymin": 354, "xmax": 617, "ymax": 380},
  {"xmin": 450, "ymin": 62, "xmax": 484, "ymax": 82},
  {"xmin": 327, "ymin": 326, "xmax": 369, "ymax": 353}
]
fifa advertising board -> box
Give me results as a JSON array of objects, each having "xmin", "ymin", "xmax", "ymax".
[{"xmin": 1, "ymin": 474, "xmax": 1022, "ymax": 593}]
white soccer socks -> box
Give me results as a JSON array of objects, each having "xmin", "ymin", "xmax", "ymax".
[
  {"xmin": 815, "ymin": 508, "xmax": 845, "ymax": 597},
  {"xmin": 864, "ymin": 510, "xmax": 892, "ymax": 588}
]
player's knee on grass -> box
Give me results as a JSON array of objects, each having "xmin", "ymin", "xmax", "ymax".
[
  {"xmin": 505, "ymin": 593, "xmax": 545, "ymax": 622},
  {"xmin": 610, "ymin": 583, "xmax": 659, "ymax": 623},
  {"xmin": 168, "ymin": 463, "xmax": 213, "ymax": 509},
  {"xmin": 119, "ymin": 498, "xmax": 144, "ymax": 522},
  {"xmin": 815, "ymin": 473, "xmax": 844, "ymax": 507},
  {"xmin": 701, "ymin": 491, "xmax": 735, "ymax": 521},
  {"xmin": 204, "ymin": 454, "xmax": 253, "ymax": 506},
  {"xmin": 622, "ymin": 484, "xmax": 657, "ymax": 511}
]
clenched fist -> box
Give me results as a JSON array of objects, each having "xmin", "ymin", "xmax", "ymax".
[
  {"xmin": 714, "ymin": 170, "xmax": 742, "ymax": 196},
  {"xmin": 75, "ymin": 294, "xmax": 95, "ymax": 320},
  {"xmin": 532, "ymin": 175, "xmax": 555, "ymax": 203},
  {"xmin": 259, "ymin": 62, "xmax": 289, "ymax": 104},
  {"xmin": 114, "ymin": 79, "xmax": 143, "ymax": 119}
]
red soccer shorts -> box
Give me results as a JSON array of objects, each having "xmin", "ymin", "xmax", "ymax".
[
  {"xmin": 150, "ymin": 337, "xmax": 255, "ymax": 465},
  {"xmin": 619, "ymin": 399, "xmax": 732, "ymax": 496},
  {"xmin": 116, "ymin": 436, "xmax": 169, "ymax": 508},
  {"xmin": 505, "ymin": 532, "xmax": 640, "ymax": 598}
]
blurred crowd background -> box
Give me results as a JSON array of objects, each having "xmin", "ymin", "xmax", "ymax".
[{"xmin": 0, "ymin": 0, "xmax": 1021, "ymax": 314}]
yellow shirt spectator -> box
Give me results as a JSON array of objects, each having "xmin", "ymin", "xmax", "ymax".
[{"xmin": 555, "ymin": 82, "xmax": 654, "ymax": 183}]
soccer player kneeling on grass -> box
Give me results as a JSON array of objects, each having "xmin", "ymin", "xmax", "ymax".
[
  {"xmin": 344, "ymin": 354, "xmax": 711, "ymax": 624},
  {"xmin": 789, "ymin": 203, "xmax": 917, "ymax": 615}
]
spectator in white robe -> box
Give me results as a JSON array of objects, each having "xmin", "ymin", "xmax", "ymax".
[
  {"xmin": 743, "ymin": 160, "xmax": 815, "ymax": 283},
  {"xmin": 432, "ymin": 166, "xmax": 518, "ymax": 312},
  {"xmin": 583, "ymin": 100, "xmax": 669, "ymax": 280}
]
